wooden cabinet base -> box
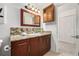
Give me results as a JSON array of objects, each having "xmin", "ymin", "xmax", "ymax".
[{"xmin": 11, "ymin": 34, "xmax": 51, "ymax": 56}]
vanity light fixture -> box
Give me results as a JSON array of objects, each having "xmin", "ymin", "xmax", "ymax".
[{"xmin": 25, "ymin": 4, "xmax": 40, "ymax": 14}]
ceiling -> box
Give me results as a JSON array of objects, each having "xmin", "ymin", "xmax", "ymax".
[{"xmin": 0, "ymin": 3, "xmax": 63, "ymax": 9}]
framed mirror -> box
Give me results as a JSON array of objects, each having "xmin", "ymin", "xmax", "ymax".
[{"xmin": 20, "ymin": 8, "xmax": 41, "ymax": 27}]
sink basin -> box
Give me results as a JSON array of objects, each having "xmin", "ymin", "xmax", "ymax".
[
  {"xmin": 28, "ymin": 33, "xmax": 42, "ymax": 36},
  {"xmin": 21, "ymin": 32, "xmax": 27, "ymax": 36}
]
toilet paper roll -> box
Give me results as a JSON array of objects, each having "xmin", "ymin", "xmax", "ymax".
[{"xmin": 4, "ymin": 45, "xmax": 11, "ymax": 51}]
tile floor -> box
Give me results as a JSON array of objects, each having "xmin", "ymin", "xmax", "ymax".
[{"xmin": 44, "ymin": 51, "xmax": 74, "ymax": 56}]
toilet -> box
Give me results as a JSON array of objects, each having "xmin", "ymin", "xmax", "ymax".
[{"xmin": 0, "ymin": 40, "xmax": 3, "ymax": 47}]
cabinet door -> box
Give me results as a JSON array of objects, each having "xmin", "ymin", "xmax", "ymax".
[
  {"xmin": 45, "ymin": 35, "xmax": 51, "ymax": 51},
  {"xmin": 43, "ymin": 4, "xmax": 55, "ymax": 23},
  {"xmin": 39, "ymin": 36, "xmax": 47, "ymax": 55},
  {"xmin": 11, "ymin": 40, "xmax": 29, "ymax": 56},
  {"xmin": 39, "ymin": 35, "xmax": 51, "ymax": 55},
  {"xmin": 30, "ymin": 37, "xmax": 40, "ymax": 56}
]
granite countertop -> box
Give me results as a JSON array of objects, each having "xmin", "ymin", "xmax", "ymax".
[{"xmin": 10, "ymin": 31, "xmax": 51, "ymax": 42}]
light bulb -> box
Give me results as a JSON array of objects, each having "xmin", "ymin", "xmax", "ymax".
[
  {"xmin": 38, "ymin": 9, "xmax": 40, "ymax": 13},
  {"xmin": 27, "ymin": 3, "xmax": 31, "ymax": 9},
  {"xmin": 35, "ymin": 8, "xmax": 38, "ymax": 12},
  {"xmin": 32, "ymin": 6, "xmax": 35, "ymax": 11}
]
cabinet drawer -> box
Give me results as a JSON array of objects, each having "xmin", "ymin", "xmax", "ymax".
[{"xmin": 11, "ymin": 39, "xmax": 29, "ymax": 46}]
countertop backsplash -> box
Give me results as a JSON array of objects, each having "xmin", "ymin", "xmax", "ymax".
[{"xmin": 10, "ymin": 27, "xmax": 44, "ymax": 35}]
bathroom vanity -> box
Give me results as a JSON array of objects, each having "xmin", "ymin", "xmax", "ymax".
[{"xmin": 11, "ymin": 32, "xmax": 51, "ymax": 56}]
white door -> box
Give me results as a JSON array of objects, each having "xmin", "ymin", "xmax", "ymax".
[{"xmin": 58, "ymin": 6, "xmax": 77, "ymax": 55}]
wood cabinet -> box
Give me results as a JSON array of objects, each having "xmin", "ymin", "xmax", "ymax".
[
  {"xmin": 11, "ymin": 34, "xmax": 51, "ymax": 56},
  {"xmin": 43, "ymin": 4, "xmax": 55, "ymax": 23}
]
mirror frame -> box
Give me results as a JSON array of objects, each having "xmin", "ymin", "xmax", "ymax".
[{"xmin": 20, "ymin": 8, "xmax": 41, "ymax": 27}]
